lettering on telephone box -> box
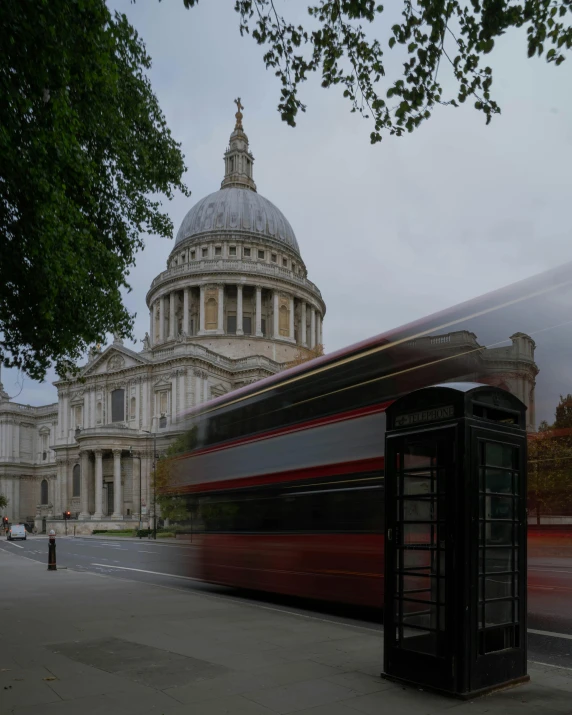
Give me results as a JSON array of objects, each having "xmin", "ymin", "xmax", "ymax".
[{"xmin": 394, "ymin": 405, "xmax": 454, "ymax": 428}]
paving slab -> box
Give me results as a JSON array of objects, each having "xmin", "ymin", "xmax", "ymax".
[
  {"xmin": 242, "ymin": 677, "xmax": 357, "ymax": 713},
  {"xmin": 1, "ymin": 549, "xmax": 572, "ymax": 715},
  {"xmin": 164, "ymin": 660, "xmax": 344, "ymax": 705}
]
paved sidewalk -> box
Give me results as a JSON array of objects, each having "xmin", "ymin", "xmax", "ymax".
[{"xmin": 1, "ymin": 551, "xmax": 571, "ymax": 715}]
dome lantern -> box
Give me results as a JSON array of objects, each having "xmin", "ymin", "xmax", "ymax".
[{"xmin": 220, "ymin": 98, "xmax": 257, "ymax": 193}]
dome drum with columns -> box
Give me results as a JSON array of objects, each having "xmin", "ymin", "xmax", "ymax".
[{"xmin": 0, "ymin": 102, "xmax": 326, "ymax": 535}]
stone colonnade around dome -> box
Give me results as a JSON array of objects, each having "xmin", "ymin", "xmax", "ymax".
[{"xmin": 148, "ymin": 282, "xmax": 323, "ymax": 349}]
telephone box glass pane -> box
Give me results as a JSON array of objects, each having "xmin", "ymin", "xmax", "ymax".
[
  {"xmin": 484, "ymin": 547, "xmax": 515, "ymax": 574},
  {"xmin": 485, "ymin": 468, "xmax": 513, "ymax": 494},
  {"xmin": 485, "ymin": 601, "xmax": 513, "ymax": 626},
  {"xmin": 484, "ymin": 573, "xmax": 514, "ymax": 600},
  {"xmin": 485, "ymin": 443, "xmax": 514, "ymax": 469},
  {"xmin": 395, "ymin": 439, "xmax": 445, "ymax": 657}
]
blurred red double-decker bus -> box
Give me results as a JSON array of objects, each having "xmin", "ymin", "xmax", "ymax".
[{"xmin": 162, "ymin": 262, "xmax": 572, "ymax": 608}]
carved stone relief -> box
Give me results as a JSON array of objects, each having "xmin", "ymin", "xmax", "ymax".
[{"xmin": 108, "ymin": 354, "xmax": 125, "ymax": 371}]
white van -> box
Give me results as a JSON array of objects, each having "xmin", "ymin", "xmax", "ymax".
[{"xmin": 7, "ymin": 524, "xmax": 26, "ymax": 541}]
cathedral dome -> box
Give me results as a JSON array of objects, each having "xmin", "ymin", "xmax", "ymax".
[
  {"xmin": 174, "ymin": 98, "xmax": 301, "ymax": 256},
  {"xmin": 146, "ymin": 100, "xmax": 325, "ymax": 372},
  {"xmin": 174, "ymin": 187, "xmax": 300, "ymax": 255}
]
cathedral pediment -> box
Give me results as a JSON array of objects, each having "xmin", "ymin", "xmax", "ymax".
[{"xmin": 82, "ymin": 345, "xmax": 149, "ymax": 376}]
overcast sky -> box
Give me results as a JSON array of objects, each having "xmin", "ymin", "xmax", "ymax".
[{"xmin": 4, "ymin": 1, "xmax": 572, "ymax": 406}]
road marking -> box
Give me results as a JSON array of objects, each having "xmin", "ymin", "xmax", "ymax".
[
  {"xmin": 91, "ymin": 564, "xmax": 201, "ymax": 581},
  {"xmin": 528, "ymin": 628, "xmax": 572, "ymax": 641},
  {"xmin": 138, "ymin": 550, "xmax": 155, "ymax": 553},
  {"xmin": 530, "ymin": 660, "xmax": 572, "ymax": 672},
  {"xmin": 5, "ymin": 541, "xmax": 24, "ymax": 549}
]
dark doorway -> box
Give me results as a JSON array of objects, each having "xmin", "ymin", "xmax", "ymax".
[{"xmin": 107, "ymin": 483, "xmax": 114, "ymax": 516}]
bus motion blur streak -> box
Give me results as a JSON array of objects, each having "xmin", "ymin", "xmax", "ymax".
[{"xmin": 162, "ymin": 262, "xmax": 572, "ymax": 608}]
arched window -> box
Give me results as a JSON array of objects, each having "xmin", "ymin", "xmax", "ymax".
[
  {"xmin": 96, "ymin": 401, "xmax": 102, "ymax": 424},
  {"xmin": 41, "ymin": 479, "xmax": 48, "ymax": 505},
  {"xmin": 111, "ymin": 389, "xmax": 125, "ymax": 422},
  {"xmin": 130, "ymin": 396, "xmax": 136, "ymax": 420},
  {"xmin": 72, "ymin": 464, "xmax": 80, "ymax": 497}
]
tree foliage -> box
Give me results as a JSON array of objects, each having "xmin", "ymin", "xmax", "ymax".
[
  {"xmin": 554, "ymin": 393, "xmax": 572, "ymax": 429},
  {"xmin": 155, "ymin": 427, "xmax": 198, "ymax": 523},
  {"xmin": 182, "ymin": 1, "xmax": 572, "ymax": 142},
  {"xmin": 0, "ymin": 494, "xmax": 8, "ymax": 510},
  {"xmin": 528, "ymin": 395, "xmax": 572, "ymax": 522},
  {"xmin": 287, "ymin": 342, "xmax": 325, "ymax": 367},
  {"xmin": 0, "ymin": 0, "xmax": 189, "ymax": 381}
]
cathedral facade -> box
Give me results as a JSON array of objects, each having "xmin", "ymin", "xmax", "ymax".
[
  {"xmin": 0, "ymin": 108, "xmax": 539, "ymax": 535},
  {"xmin": 0, "ymin": 108, "xmax": 325, "ymax": 534}
]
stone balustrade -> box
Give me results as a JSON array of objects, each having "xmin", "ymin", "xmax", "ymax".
[{"xmin": 149, "ymin": 258, "xmax": 322, "ymax": 299}]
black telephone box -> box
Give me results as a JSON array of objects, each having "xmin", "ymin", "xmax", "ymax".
[{"xmin": 383, "ymin": 382, "xmax": 528, "ymax": 698}]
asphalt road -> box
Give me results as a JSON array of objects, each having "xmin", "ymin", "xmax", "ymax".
[{"xmin": 1, "ymin": 535, "xmax": 572, "ymax": 671}]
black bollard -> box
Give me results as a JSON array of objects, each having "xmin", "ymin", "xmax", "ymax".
[{"xmin": 48, "ymin": 530, "xmax": 57, "ymax": 571}]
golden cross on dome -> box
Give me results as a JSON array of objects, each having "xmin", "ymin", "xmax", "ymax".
[{"xmin": 234, "ymin": 97, "xmax": 244, "ymax": 130}]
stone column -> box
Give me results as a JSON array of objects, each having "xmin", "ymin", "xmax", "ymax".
[
  {"xmin": 159, "ymin": 296, "xmax": 165, "ymax": 342},
  {"xmin": 12, "ymin": 477, "xmax": 20, "ymax": 523},
  {"xmin": 273, "ymin": 291, "xmax": 279, "ymax": 338},
  {"xmin": 63, "ymin": 394, "xmax": 69, "ymax": 441},
  {"xmin": 317, "ymin": 313, "xmax": 322, "ymax": 346},
  {"xmin": 217, "ymin": 284, "xmax": 224, "ymax": 334},
  {"xmin": 183, "ymin": 288, "xmax": 189, "ymax": 335},
  {"xmin": 169, "ymin": 291, "xmax": 175, "ymax": 339},
  {"xmin": 90, "ymin": 388, "xmax": 96, "ymax": 428},
  {"xmin": 149, "ymin": 306, "xmax": 154, "ymax": 345},
  {"xmin": 310, "ymin": 307, "xmax": 316, "ymax": 349},
  {"xmin": 199, "ymin": 285, "xmax": 206, "ymax": 334},
  {"xmin": 13, "ymin": 424, "xmax": 19, "ymax": 460},
  {"xmin": 2, "ymin": 479, "xmax": 10, "ymax": 521},
  {"xmin": 178, "ymin": 369, "xmax": 186, "ymax": 411},
  {"xmin": 171, "ymin": 371, "xmax": 178, "ymax": 425},
  {"xmin": 301, "ymin": 302, "xmax": 307, "ymax": 346},
  {"xmin": 111, "ymin": 449, "xmax": 123, "ymax": 519},
  {"xmin": 255, "ymin": 286, "xmax": 263, "ymax": 337},
  {"xmin": 132, "ymin": 452, "xmax": 141, "ymax": 519},
  {"xmin": 236, "ymin": 284, "xmax": 244, "ymax": 335},
  {"xmin": 59, "ymin": 459, "xmax": 68, "ymax": 513},
  {"xmin": 289, "ymin": 296, "xmax": 295, "ymax": 340},
  {"xmin": 141, "ymin": 453, "xmax": 150, "ymax": 520},
  {"xmin": 52, "ymin": 470, "xmax": 59, "ymax": 517},
  {"xmin": 79, "ymin": 450, "xmax": 90, "ymax": 519},
  {"xmin": 67, "ymin": 459, "xmax": 73, "ymax": 510},
  {"xmin": 141, "ymin": 378, "xmax": 148, "ymax": 432},
  {"xmin": 92, "ymin": 449, "xmax": 103, "ymax": 520}
]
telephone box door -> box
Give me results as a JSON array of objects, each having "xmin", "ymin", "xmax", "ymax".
[{"xmin": 384, "ymin": 426, "xmax": 457, "ymax": 692}]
